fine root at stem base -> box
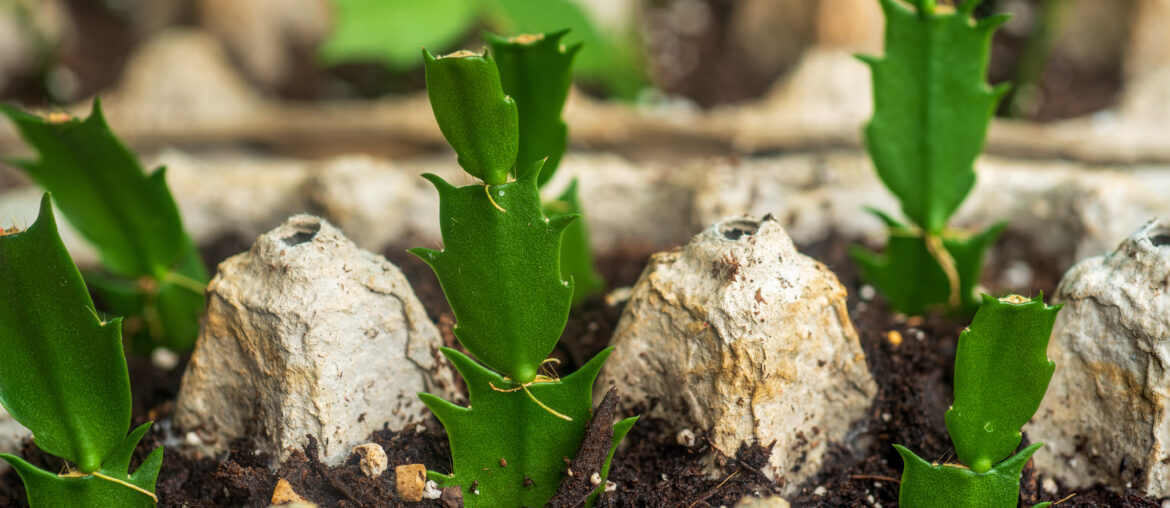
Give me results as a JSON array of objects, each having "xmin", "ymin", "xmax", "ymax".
[
  {"xmin": 484, "ymin": 185, "xmax": 507, "ymax": 213},
  {"xmin": 489, "ymin": 364, "xmax": 572, "ymax": 421},
  {"xmin": 59, "ymin": 470, "xmax": 158, "ymax": 502},
  {"xmin": 923, "ymin": 233, "xmax": 961, "ymax": 309}
]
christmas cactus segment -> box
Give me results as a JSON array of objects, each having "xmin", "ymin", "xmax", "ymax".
[
  {"xmin": 947, "ymin": 294, "xmax": 1060, "ymax": 473},
  {"xmin": 486, "ymin": 29, "xmax": 578, "ymax": 186},
  {"xmin": 895, "ymin": 442, "xmax": 1046, "ymax": 508},
  {"xmin": 851, "ymin": 209, "xmax": 1005, "ymax": 316},
  {"xmin": 414, "ymin": 48, "xmax": 636, "ymax": 507},
  {"xmin": 422, "ymin": 49, "xmax": 518, "ymax": 186},
  {"xmin": 895, "ymin": 294, "xmax": 1061, "ymax": 508},
  {"xmin": 850, "ymin": 0, "xmax": 1008, "ymax": 315},
  {"xmin": 1, "ymin": 100, "xmax": 207, "ymax": 351},
  {"xmin": 409, "ymin": 159, "xmax": 575, "ymax": 383},
  {"xmin": 487, "ymin": 30, "xmax": 605, "ymax": 306},
  {"xmin": 0, "ymin": 195, "xmax": 163, "ymax": 507}
]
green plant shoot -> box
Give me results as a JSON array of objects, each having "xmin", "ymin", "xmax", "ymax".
[
  {"xmin": 487, "ymin": 29, "xmax": 604, "ymax": 306},
  {"xmin": 0, "ymin": 195, "xmax": 163, "ymax": 507},
  {"xmin": 850, "ymin": 0, "xmax": 1009, "ymax": 315},
  {"xmin": 1, "ymin": 100, "xmax": 207, "ymax": 351},
  {"xmin": 895, "ymin": 294, "xmax": 1061, "ymax": 508},
  {"xmin": 851, "ymin": 209, "xmax": 1005, "ymax": 316},
  {"xmin": 414, "ymin": 48, "xmax": 636, "ymax": 507}
]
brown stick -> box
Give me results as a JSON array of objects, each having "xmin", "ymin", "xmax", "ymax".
[
  {"xmin": 687, "ymin": 470, "xmax": 740, "ymax": 508},
  {"xmin": 849, "ymin": 474, "xmax": 901, "ymax": 484}
]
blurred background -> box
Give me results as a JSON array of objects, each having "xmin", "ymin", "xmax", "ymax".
[
  {"xmin": 1, "ymin": 0, "xmax": 1167, "ymax": 269},
  {"xmin": 0, "ymin": 0, "xmax": 1162, "ymax": 161},
  {"xmin": 0, "ymin": 0, "xmax": 1139, "ymax": 115}
]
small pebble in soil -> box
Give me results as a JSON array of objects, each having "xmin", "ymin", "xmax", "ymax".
[
  {"xmin": 676, "ymin": 428, "xmax": 696, "ymax": 447},
  {"xmin": 271, "ymin": 478, "xmax": 308, "ymax": 505},
  {"xmin": 422, "ymin": 480, "xmax": 442, "ymax": 500},
  {"xmin": 151, "ymin": 347, "xmax": 180, "ymax": 370},
  {"xmin": 351, "ymin": 443, "xmax": 387, "ymax": 477},
  {"xmin": 859, "ymin": 284, "xmax": 876, "ymax": 301},
  {"xmin": 395, "ymin": 464, "xmax": 427, "ymax": 502},
  {"xmin": 885, "ymin": 330, "xmax": 902, "ymax": 347}
]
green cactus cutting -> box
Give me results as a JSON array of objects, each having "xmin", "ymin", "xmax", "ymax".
[
  {"xmin": 415, "ymin": 48, "xmax": 635, "ymax": 507},
  {"xmin": 1, "ymin": 100, "xmax": 207, "ymax": 351},
  {"xmin": 895, "ymin": 294, "xmax": 1061, "ymax": 508},
  {"xmin": 850, "ymin": 0, "xmax": 1008, "ymax": 314},
  {"xmin": 851, "ymin": 209, "xmax": 1005, "ymax": 316},
  {"xmin": 0, "ymin": 195, "xmax": 163, "ymax": 507},
  {"xmin": 487, "ymin": 29, "xmax": 605, "ymax": 306}
]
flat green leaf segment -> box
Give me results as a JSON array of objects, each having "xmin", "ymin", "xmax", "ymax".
[
  {"xmin": 487, "ymin": 30, "xmax": 606, "ymax": 306},
  {"xmin": 487, "ymin": 29, "xmax": 579, "ymax": 187},
  {"xmin": 895, "ymin": 443, "xmax": 1041, "ymax": 508},
  {"xmin": 419, "ymin": 45, "xmax": 633, "ymax": 506},
  {"xmin": 850, "ymin": 210, "xmax": 1004, "ymax": 315},
  {"xmin": 1, "ymin": 100, "xmax": 207, "ymax": 351},
  {"xmin": 0, "ymin": 195, "xmax": 131, "ymax": 473},
  {"xmin": 0, "ymin": 196, "xmax": 161, "ymax": 506},
  {"xmin": 2, "ymin": 422, "xmax": 163, "ymax": 508},
  {"xmin": 551, "ymin": 181, "xmax": 605, "ymax": 307},
  {"xmin": 492, "ymin": 0, "xmax": 647, "ymax": 99},
  {"xmin": 859, "ymin": 0, "xmax": 1009, "ymax": 233},
  {"xmin": 319, "ymin": 0, "xmax": 479, "ymax": 70},
  {"xmin": 895, "ymin": 294, "xmax": 1060, "ymax": 506},
  {"xmin": 422, "ymin": 348, "xmax": 619, "ymax": 506},
  {"xmin": 2, "ymin": 100, "xmax": 188, "ymax": 279},
  {"xmin": 410, "ymin": 167, "xmax": 574, "ymax": 384},
  {"xmin": 946, "ymin": 294, "xmax": 1060, "ymax": 473},
  {"xmin": 423, "ymin": 49, "xmax": 519, "ymax": 186}
]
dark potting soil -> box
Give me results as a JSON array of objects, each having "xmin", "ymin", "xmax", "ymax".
[{"xmin": 0, "ymin": 234, "xmax": 1160, "ymax": 507}]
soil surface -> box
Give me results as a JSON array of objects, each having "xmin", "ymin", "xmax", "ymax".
[{"xmin": 0, "ymin": 234, "xmax": 1160, "ymax": 507}]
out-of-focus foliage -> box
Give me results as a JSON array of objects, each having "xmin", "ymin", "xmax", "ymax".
[
  {"xmin": 318, "ymin": 0, "xmax": 480, "ymax": 72},
  {"xmin": 319, "ymin": 0, "xmax": 646, "ymax": 98},
  {"xmin": 1, "ymin": 99, "xmax": 207, "ymax": 352}
]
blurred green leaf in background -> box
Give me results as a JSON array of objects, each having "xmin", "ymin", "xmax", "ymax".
[{"xmin": 319, "ymin": 0, "xmax": 647, "ymax": 98}]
